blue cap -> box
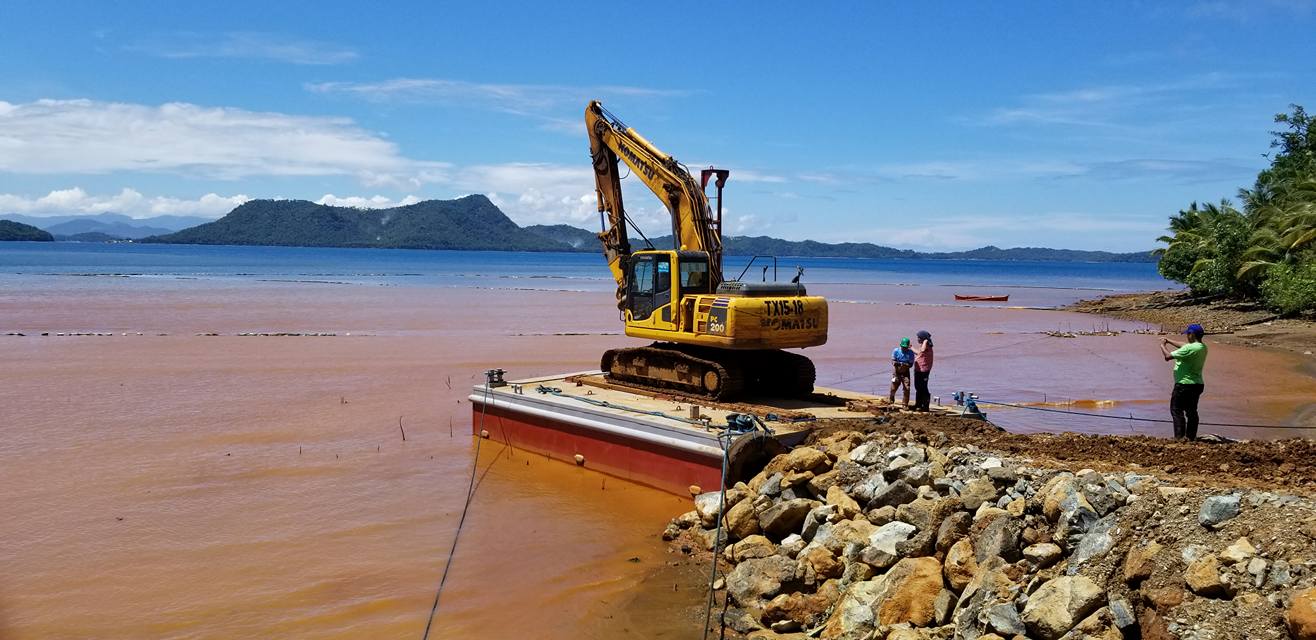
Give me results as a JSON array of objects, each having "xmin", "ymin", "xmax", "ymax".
[{"xmin": 1183, "ymin": 323, "xmax": 1204, "ymax": 335}]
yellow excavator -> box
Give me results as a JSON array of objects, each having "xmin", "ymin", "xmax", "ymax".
[{"xmin": 585, "ymin": 100, "xmax": 828, "ymax": 399}]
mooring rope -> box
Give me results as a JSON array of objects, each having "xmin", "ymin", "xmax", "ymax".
[
  {"xmin": 702, "ymin": 429, "xmax": 737, "ymax": 640},
  {"xmin": 420, "ymin": 383, "xmax": 492, "ymax": 640},
  {"xmin": 977, "ymin": 398, "xmax": 1311, "ymax": 430}
]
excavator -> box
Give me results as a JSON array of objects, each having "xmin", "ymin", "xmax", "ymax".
[{"xmin": 585, "ymin": 100, "xmax": 828, "ymax": 399}]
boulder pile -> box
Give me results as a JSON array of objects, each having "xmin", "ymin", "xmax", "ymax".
[{"xmin": 664, "ymin": 427, "xmax": 1316, "ymax": 640}]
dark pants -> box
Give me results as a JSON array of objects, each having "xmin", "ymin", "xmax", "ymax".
[
  {"xmin": 913, "ymin": 369, "xmax": 931, "ymax": 412},
  {"xmin": 1170, "ymin": 383, "xmax": 1204, "ymax": 440}
]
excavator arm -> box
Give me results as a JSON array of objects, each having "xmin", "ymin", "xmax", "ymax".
[{"xmin": 586, "ymin": 100, "xmax": 724, "ymax": 301}]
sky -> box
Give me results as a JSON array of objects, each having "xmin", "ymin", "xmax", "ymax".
[{"xmin": 1, "ymin": 1, "xmax": 1314, "ymax": 251}]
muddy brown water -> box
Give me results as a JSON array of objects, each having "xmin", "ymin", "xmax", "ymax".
[{"xmin": 2, "ymin": 281, "xmax": 1313, "ymax": 638}]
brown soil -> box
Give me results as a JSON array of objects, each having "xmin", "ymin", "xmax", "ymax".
[
  {"xmin": 1066, "ymin": 290, "xmax": 1316, "ymax": 358},
  {"xmin": 805, "ymin": 411, "xmax": 1316, "ymax": 495}
]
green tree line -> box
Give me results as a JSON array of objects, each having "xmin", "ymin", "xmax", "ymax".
[{"xmin": 1156, "ymin": 105, "xmax": 1316, "ymax": 315}]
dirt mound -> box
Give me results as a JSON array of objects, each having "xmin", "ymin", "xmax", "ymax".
[{"xmin": 805, "ymin": 412, "xmax": 1316, "ymax": 494}]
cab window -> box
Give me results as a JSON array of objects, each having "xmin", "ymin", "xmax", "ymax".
[
  {"xmin": 632, "ymin": 257, "xmax": 655, "ymax": 295},
  {"xmin": 680, "ymin": 259, "xmax": 710, "ymax": 293}
]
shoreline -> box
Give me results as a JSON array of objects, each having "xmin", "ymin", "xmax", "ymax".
[{"xmin": 1065, "ymin": 290, "xmax": 1316, "ymax": 358}]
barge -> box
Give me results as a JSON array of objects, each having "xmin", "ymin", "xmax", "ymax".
[{"xmin": 468, "ymin": 370, "xmax": 976, "ymax": 496}]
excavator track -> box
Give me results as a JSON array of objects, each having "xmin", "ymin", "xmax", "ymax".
[{"xmin": 601, "ymin": 343, "xmax": 815, "ymax": 401}]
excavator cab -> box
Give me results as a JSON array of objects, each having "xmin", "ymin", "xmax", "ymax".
[{"xmin": 626, "ymin": 250, "xmax": 713, "ymax": 323}]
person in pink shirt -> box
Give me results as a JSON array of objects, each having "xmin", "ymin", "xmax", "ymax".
[{"xmin": 912, "ymin": 330, "xmax": 934, "ymax": 412}]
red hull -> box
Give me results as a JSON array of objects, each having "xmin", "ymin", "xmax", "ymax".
[
  {"xmin": 471, "ymin": 403, "xmax": 723, "ymax": 496},
  {"xmin": 954, "ymin": 294, "xmax": 1009, "ymax": 302}
]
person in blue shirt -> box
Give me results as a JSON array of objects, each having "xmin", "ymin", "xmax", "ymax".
[{"xmin": 889, "ymin": 337, "xmax": 915, "ymax": 408}]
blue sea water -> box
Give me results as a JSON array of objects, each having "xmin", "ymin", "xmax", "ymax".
[{"xmin": 0, "ymin": 242, "xmax": 1172, "ymax": 306}]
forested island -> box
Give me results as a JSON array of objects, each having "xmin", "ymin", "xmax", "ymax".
[
  {"xmin": 129, "ymin": 194, "xmax": 1159, "ymax": 262},
  {"xmin": 0, "ymin": 220, "xmax": 54, "ymax": 242}
]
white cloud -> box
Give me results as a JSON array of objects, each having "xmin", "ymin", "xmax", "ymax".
[
  {"xmin": 0, "ymin": 98, "xmax": 443, "ymax": 182},
  {"xmin": 315, "ymin": 194, "xmax": 422, "ymax": 209},
  {"xmin": 307, "ymin": 78, "xmax": 687, "ymax": 133},
  {"xmin": 131, "ymin": 32, "xmax": 358, "ymax": 65},
  {"xmin": 0, "ymin": 187, "xmax": 250, "ymax": 217}
]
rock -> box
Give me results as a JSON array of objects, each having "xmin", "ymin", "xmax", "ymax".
[
  {"xmin": 725, "ymin": 498, "xmax": 762, "ymax": 540},
  {"xmin": 893, "ymin": 445, "xmax": 927, "ymax": 464},
  {"xmin": 1270, "ymin": 559, "xmax": 1293, "ymax": 588},
  {"xmin": 960, "ymin": 478, "xmax": 998, "ymax": 510},
  {"xmin": 802, "ymin": 505, "xmax": 839, "ymax": 541},
  {"xmin": 694, "ymin": 491, "xmax": 728, "ymax": 527},
  {"xmin": 872, "ymin": 557, "xmax": 945, "ymax": 626},
  {"xmin": 974, "ymin": 515, "xmax": 1022, "ymax": 563},
  {"xmin": 699, "ymin": 527, "xmax": 729, "ymax": 551},
  {"xmin": 1065, "ymin": 607, "xmax": 1122, "ymax": 640},
  {"xmin": 675, "ymin": 510, "xmax": 701, "ymax": 529},
  {"xmin": 1006, "ymin": 498, "xmax": 1026, "ymax": 517},
  {"xmin": 820, "ymin": 580, "xmax": 884, "ymax": 639},
  {"xmin": 851, "ymin": 472, "xmax": 889, "ymax": 505},
  {"xmin": 1143, "ymin": 585, "xmax": 1185, "ymax": 611},
  {"xmin": 758, "ymin": 472, "xmax": 785, "ymax": 497},
  {"xmin": 763, "ymin": 591, "xmax": 832, "ymax": 629},
  {"xmin": 781, "ymin": 447, "xmax": 829, "ymax": 473},
  {"xmin": 868, "ymin": 520, "xmax": 918, "ymax": 551},
  {"xmin": 799, "ymin": 545, "xmax": 844, "ymax": 583},
  {"xmin": 1039, "ymin": 473, "xmax": 1079, "ymax": 520},
  {"xmin": 900, "ymin": 464, "xmax": 932, "ymax": 487},
  {"xmin": 986, "ymin": 602, "xmax": 1027, "ymax": 636},
  {"xmin": 1109, "ymin": 598, "xmax": 1136, "ymax": 633},
  {"xmin": 867, "ymin": 504, "xmax": 897, "ymax": 526},
  {"xmin": 726, "ymin": 555, "xmax": 798, "ymax": 604},
  {"xmin": 884, "ymin": 456, "xmax": 914, "ymax": 478},
  {"xmin": 1122, "ymin": 541, "xmax": 1163, "ymax": 585},
  {"xmin": 1220, "ymin": 537, "xmax": 1257, "ymax": 564},
  {"xmin": 943, "ymin": 538, "xmax": 978, "ymax": 592},
  {"xmin": 662, "ymin": 522, "xmax": 680, "ymax": 541},
  {"xmin": 779, "ymin": 533, "xmax": 806, "ymax": 558},
  {"xmin": 1288, "ymin": 588, "xmax": 1316, "ymax": 640},
  {"xmin": 759, "ymin": 498, "xmax": 817, "ymax": 539},
  {"xmin": 1198, "ymin": 494, "xmax": 1241, "ymax": 529},
  {"xmin": 1021, "ymin": 575, "xmax": 1104, "ymax": 640},
  {"xmin": 933, "ymin": 588, "xmax": 956, "ymax": 626},
  {"xmin": 729, "ymin": 535, "xmax": 777, "ymax": 562},
  {"xmin": 1248, "ymin": 557, "xmax": 1269, "ymax": 587},
  {"xmin": 848, "ymin": 442, "xmax": 885, "ymax": 466},
  {"xmin": 987, "ymin": 465, "xmax": 1017, "ymax": 484},
  {"xmin": 821, "ymin": 518, "xmax": 878, "ymax": 554},
  {"xmin": 826, "ymin": 484, "xmax": 862, "ymax": 519},
  {"xmin": 1023, "ymin": 543, "xmax": 1063, "ymax": 568},
  {"xmin": 935, "ymin": 511, "xmax": 972, "ymax": 554},
  {"xmin": 808, "ymin": 469, "xmax": 841, "ymax": 496},
  {"xmin": 869, "ymin": 480, "xmax": 918, "ymax": 509},
  {"xmin": 1066, "ymin": 516, "xmax": 1116, "ymax": 574},
  {"xmin": 1184, "ymin": 555, "xmax": 1235, "ymax": 598},
  {"xmin": 722, "ymin": 607, "xmax": 763, "ymax": 634},
  {"xmin": 859, "ymin": 544, "xmax": 899, "ymax": 571},
  {"xmin": 1053, "ymin": 491, "xmax": 1099, "ymax": 548},
  {"xmin": 781, "ymin": 469, "xmax": 816, "ymax": 489}
]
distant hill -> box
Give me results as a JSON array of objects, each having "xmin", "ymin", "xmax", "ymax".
[
  {"xmin": 0, "ymin": 212, "xmax": 212, "ymax": 237},
  {"xmin": 524, "ymin": 224, "xmax": 599, "ymax": 249},
  {"xmin": 0, "ymin": 220, "xmax": 54, "ymax": 242},
  {"xmin": 143, "ymin": 196, "xmax": 570, "ymax": 251},
  {"xmin": 45, "ymin": 219, "xmax": 172, "ymax": 239},
  {"xmin": 56, "ymin": 231, "xmax": 122, "ymax": 243},
  {"xmin": 623, "ymin": 232, "xmax": 1156, "ymax": 262}
]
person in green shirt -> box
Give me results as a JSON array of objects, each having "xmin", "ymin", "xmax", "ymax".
[{"xmin": 1160, "ymin": 323, "xmax": 1208, "ymax": 440}]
